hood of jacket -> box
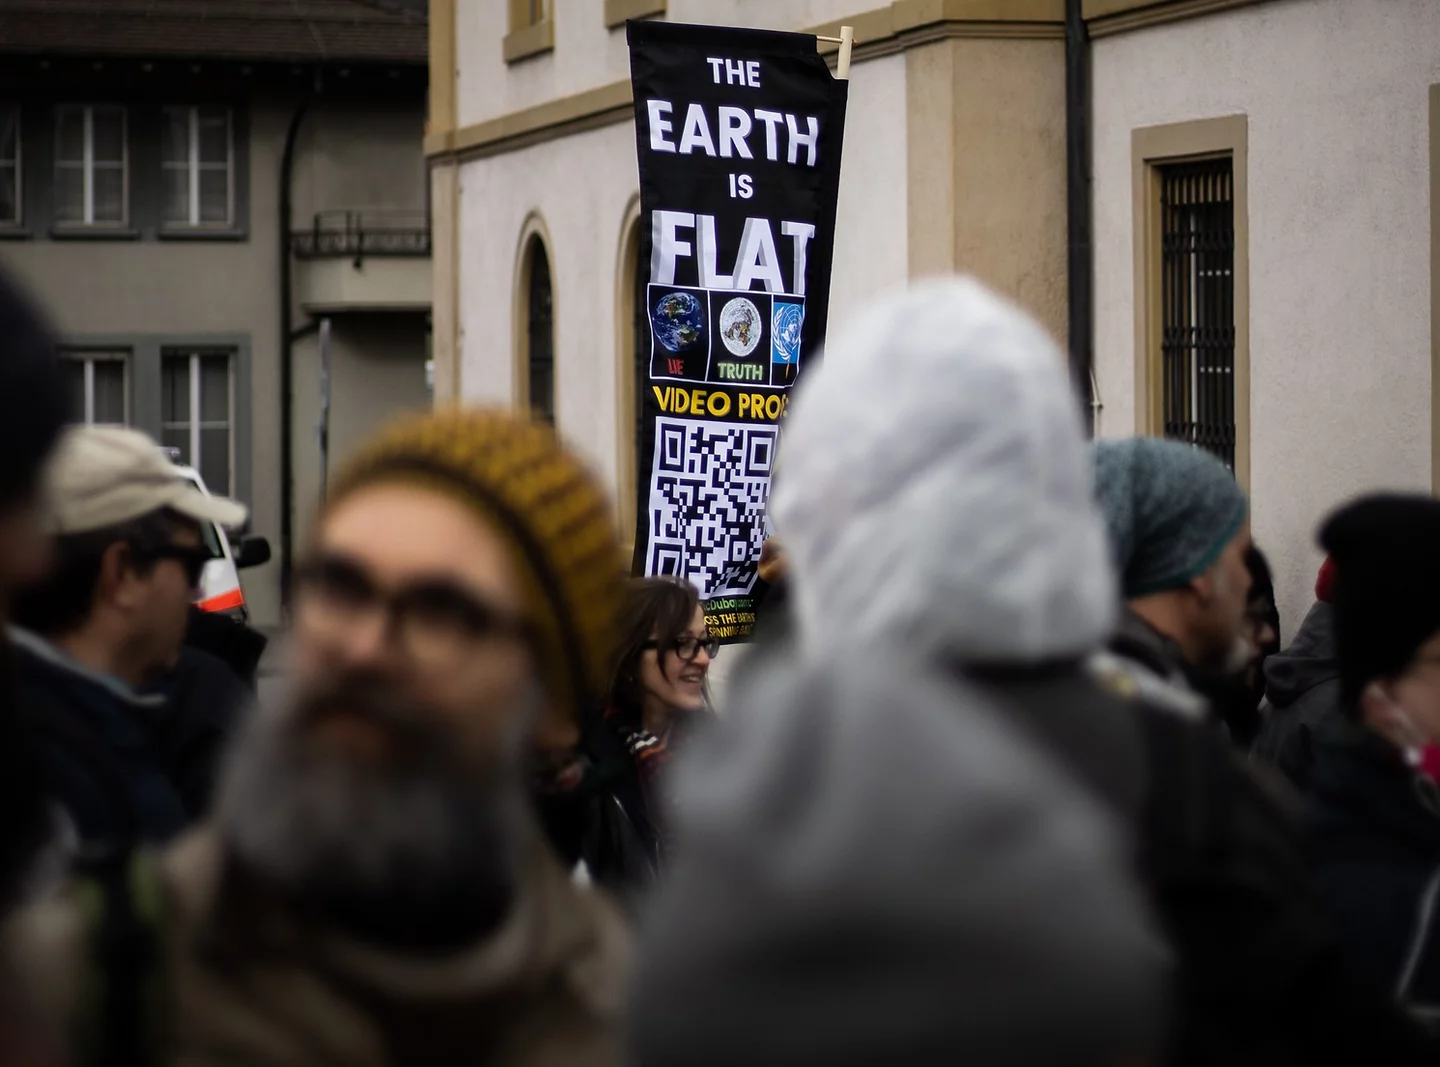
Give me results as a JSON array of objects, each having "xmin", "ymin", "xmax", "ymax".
[
  {"xmin": 771, "ymin": 278, "xmax": 1117, "ymax": 665},
  {"xmin": 1264, "ymin": 602, "xmax": 1339, "ymax": 710}
]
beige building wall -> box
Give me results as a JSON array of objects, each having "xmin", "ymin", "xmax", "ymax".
[
  {"xmin": 1091, "ymin": 0, "xmax": 1440, "ymax": 630},
  {"xmin": 455, "ymin": 0, "xmax": 878, "ymax": 129},
  {"xmin": 907, "ymin": 35, "xmax": 1068, "ymax": 346}
]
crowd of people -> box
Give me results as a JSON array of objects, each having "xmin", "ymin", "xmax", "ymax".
[{"xmin": 1, "ymin": 263, "xmax": 1440, "ymax": 1065}]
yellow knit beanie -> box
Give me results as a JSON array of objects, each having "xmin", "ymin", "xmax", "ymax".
[{"xmin": 326, "ymin": 408, "xmax": 626, "ymax": 722}]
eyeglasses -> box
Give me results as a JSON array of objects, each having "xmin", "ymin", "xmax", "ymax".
[
  {"xmin": 144, "ymin": 543, "xmax": 215, "ymax": 588},
  {"xmin": 294, "ymin": 555, "xmax": 534, "ymax": 666},
  {"xmin": 644, "ymin": 634, "xmax": 719, "ymax": 663}
]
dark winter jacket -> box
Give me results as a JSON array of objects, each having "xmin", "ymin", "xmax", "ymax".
[
  {"xmin": 0, "ymin": 643, "xmax": 54, "ymax": 914},
  {"xmin": 1253, "ymin": 602, "xmax": 1342, "ymax": 792},
  {"xmin": 9, "ymin": 628, "xmax": 188, "ymax": 850},
  {"xmin": 183, "ymin": 605, "xmax": 268, "ymax": 690},
  {"xmin": 535, "ymin": 722, "xmax": 660, "ymax": 908},
  {"xmin": 977, "ymin": 655, "xmax": 1436, "ymax": 1066},
  {"xmin": 1308, "ymin": 714, "xmax": 1440, "ymax": 1026},
  {"xmin": 139, "ymin": 647, "xmax": 250, "ymax": 817}
]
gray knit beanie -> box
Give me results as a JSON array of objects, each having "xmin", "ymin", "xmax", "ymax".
[{"xmin": 1093, "ymin": 437, "xmax": 1248, "ymax": 598}]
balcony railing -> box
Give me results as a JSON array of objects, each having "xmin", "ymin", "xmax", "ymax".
[{"xmin": 291, "ymin": 210, "xmax": 431, "ymax": 263}]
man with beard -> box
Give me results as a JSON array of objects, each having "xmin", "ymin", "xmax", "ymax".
[
  {"xmin": 4, "ymin": 410, "xmax": 630, "ymax": 1067},
  {"xmin": 1092, "ymin": 436, "xmax": 1255, "ymax": 723}
]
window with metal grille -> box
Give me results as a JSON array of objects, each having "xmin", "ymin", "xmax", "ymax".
[
  {"xmin": 525, "ymin": 238, "xmax": 554, "ymax": 425},
  {"xmin": 1159, "ymin": 157, "xmax": 1235, "ymax": 470}
]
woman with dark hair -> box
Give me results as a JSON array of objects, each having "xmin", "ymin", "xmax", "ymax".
[
  {"xmin": 602, "ymin": 577, "xmax": 715, "ymax": 859},
  {"xmin": 530, "ymin": 577, "xmax": 715, "ymax": 901}
]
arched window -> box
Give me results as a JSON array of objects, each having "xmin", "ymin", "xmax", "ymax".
[
  {"xmin": 522, "ymin": 235, "xmax": 554, "ymax": 424},
  {"xmin": 616, "ymin": 208, "xmax": 645, "ymax": 561}
]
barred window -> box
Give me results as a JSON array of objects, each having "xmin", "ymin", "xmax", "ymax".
[{"xmin": 1159, "ymin": 158, "xmax": 1235, "ymax": 470}]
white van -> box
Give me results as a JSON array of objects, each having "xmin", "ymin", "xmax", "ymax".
[{"xmin": 168, "ymin": 456, "xmax": 270, "ymax": 623}]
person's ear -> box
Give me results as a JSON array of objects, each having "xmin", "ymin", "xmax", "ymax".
[
  {"xmin": 1187, "ymin": 568, "xmax": 1216, "ymax": 606},
  {"xmin": 100, "ymin": 541, "xmax": 143, "ymax": 611}
]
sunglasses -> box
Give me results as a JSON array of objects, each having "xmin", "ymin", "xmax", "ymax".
[{"xmin": 145, "ymin": 543, "xmax": 215, "ymax": 587}]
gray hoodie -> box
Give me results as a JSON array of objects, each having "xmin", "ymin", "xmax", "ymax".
[
  {"xmin": 1253, "ymin": 601, "xmax": 1342, "ymax": 791},
  {"xmin": 771, "ymin": 277, "xmax": 1118, "ymax": 666},
  {"xmin": 630, "ymin": 646, "xmax": 1168, "ymax": 1067}
]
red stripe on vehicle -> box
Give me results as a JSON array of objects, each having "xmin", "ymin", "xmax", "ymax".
[{"xmin": 197, "ymin": 588, "xmax": 245, "ymax": 613}]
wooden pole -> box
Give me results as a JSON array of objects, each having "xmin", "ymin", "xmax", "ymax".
[{"xmin": 836, "ymin": 25, "xmax": 854, "ymax": 80}]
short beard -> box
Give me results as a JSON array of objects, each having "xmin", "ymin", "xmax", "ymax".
[{"xmin": 214, "ymin": 673, "xmax": 533, "ymax": 950}]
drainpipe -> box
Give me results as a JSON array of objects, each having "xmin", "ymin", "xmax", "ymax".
[
  {"xmin": 279, "ymin": 95, "xmax": 312, "ymax": 609},
  {"xmin": 1065, "ymin": 0, "xmax": 1097, "ymax": 435}
]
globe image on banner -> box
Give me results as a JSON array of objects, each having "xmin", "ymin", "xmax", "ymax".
[
  {"xmin": 773, "ymin": 301, "xmax": 804, "ymax": 364},
  {"xmin": 718, "ymin": 297, "xmax": 762, "ymax": 357},
  {"xmin": 653, "ymin": 291, "xmax": 706, "ymax": 353}
]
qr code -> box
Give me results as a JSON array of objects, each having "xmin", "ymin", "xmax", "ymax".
[{"xmin": 646, "ymin": 418, "xmax": 778, "ymax": 599}]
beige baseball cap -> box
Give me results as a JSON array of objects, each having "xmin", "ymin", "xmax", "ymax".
[{"xmin": 45, "ymin": 425, "xmax": 248, "ymax": 535}]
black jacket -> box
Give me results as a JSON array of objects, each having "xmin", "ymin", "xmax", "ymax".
[
  {"xmin": 1308, "ymin": 714, "xmax": 1440, "ymax": 1024},
  {"xmin": 534, "ymin": 730, "xmax": 658, "ymax": 909},
  {"xmin": 988, "ymin": 635, "xmax": 1439, "ymax": 1067},
  {"xmin": 183, "ymin": 606, "xmax": 268, "ymax": 690},
  {"xmin": 139, "ymin": 647, "xmax": 249, "ymax": 817},
  {"xmin": 1253, "ymin": 602, "xmax": 1342, "ymax": 792},
  {"xmin": 10, "ymin": 630, "xmax": 188, "ymax": 850},
  {"xmin": 0, "ymin": 643, "xmax": 54, "ymax": 913}
]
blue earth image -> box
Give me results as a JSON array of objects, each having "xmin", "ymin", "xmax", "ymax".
[
  {"xmin": 653, "ymin": 291, "xmax": 706, "ymax": 353},
  {"xmin": 773, "ymin": 302, "xmax": 804, "ymax": 364}
]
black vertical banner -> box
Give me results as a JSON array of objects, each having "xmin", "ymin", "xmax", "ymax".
[{"xmin": 627, "ymin": 19, "xmax": 847, "ymax": 642}]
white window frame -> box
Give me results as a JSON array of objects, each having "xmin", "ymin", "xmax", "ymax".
[
  {"xmin": 0, "ymin": 104, "xmax": 20, "ymax": 227},
  {"xmin": 54, "ymin": 105, "xmax": 128, "ymax": 227},
  {"xmin": 161, "ymin": 106, "xmax": 233, "ymax": 229},
  {"xmin": 162, "ymin": 351, "xmax": 235, "ymax": 493},
  {"xmin": 62, "ymin": 351, "xmax": 130, "ymax": 425}
]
